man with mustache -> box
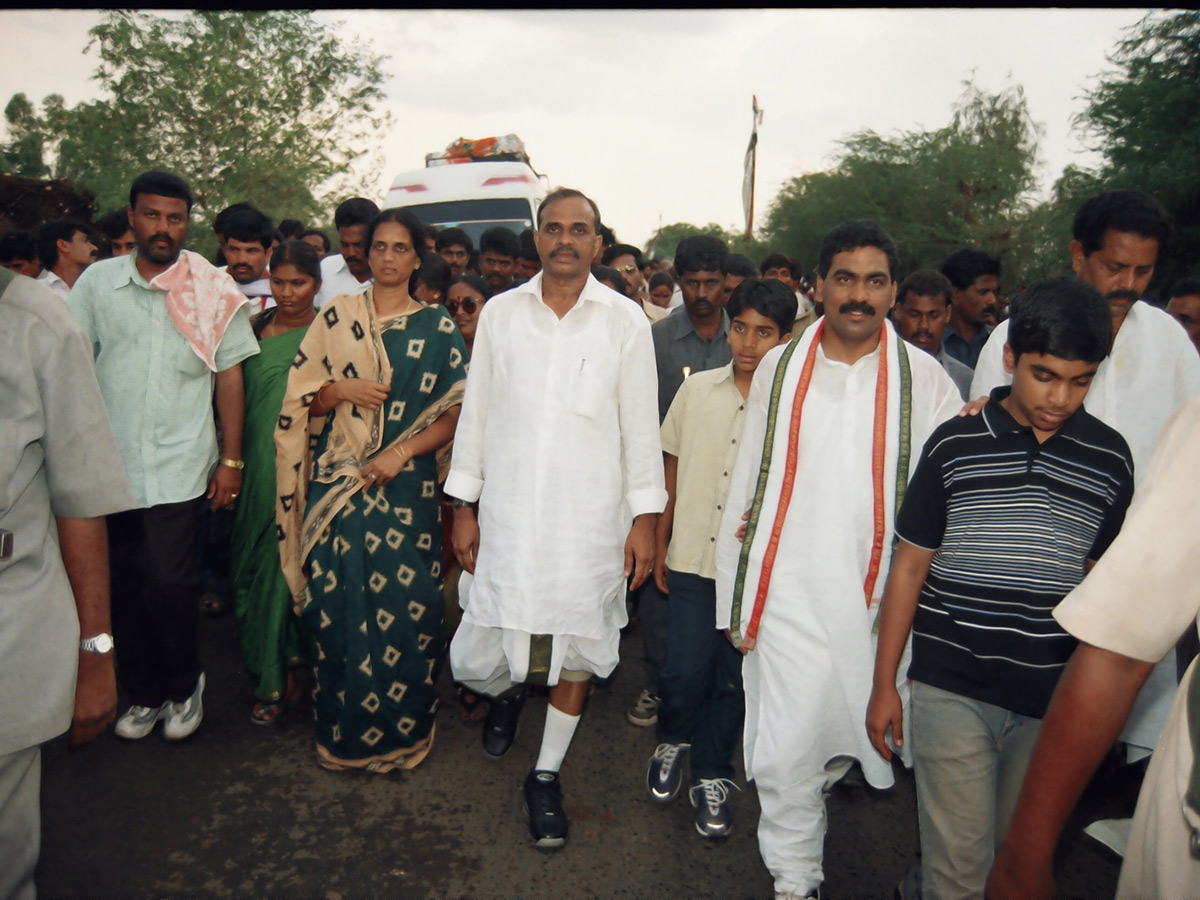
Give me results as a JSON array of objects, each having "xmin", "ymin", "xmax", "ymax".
[
  {"xmin": 315, "ymin": 197, "xmax": 378, "ymax": 307},
  {"xmin": 715, "ymin": 221, "xmax": 962, "ymax": 900},
  {"xmin": 893, "ymin": 269, "xmax": 974, "ymax": 400},
  {"xmin": 628, "ymin": 236, "xmax": 734, "ymax": 731},
  {"xmin": 68, "ymin": 170, "xmax": 259, "ymax": 744},
  {"xmin": 34, "ymin": 219, "xmax": 97, "ymax": 299},
  {"xmin": 970, "ymin": 189, "xmax": 1200, "ymax": 762},
  {"xmin": 940, "ymin": 248, "xmax": 1001, "ymax": 370},
  {"xmin": 220, "ymin": 206, "xmax": 274, "ymax": 314}
]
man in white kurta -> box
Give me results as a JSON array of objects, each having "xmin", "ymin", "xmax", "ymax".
[
  {"xmin": 715, "ymin": 222, "xmax": 962, "ymax": 899},
  {"xmin": 445, "ymin": 189, "xmax": 666, "ymax": 848},
  {"xmin": 969, "ymin": 190, "xmax": 1200, "ymax": 756}
]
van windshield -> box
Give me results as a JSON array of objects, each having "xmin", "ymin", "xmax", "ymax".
[{"xmin": 398, "ymin": 198, "xmax": 534, "ymax": 246}]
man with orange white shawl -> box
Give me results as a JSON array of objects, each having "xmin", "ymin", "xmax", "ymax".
[{"xmin": 714, "ymin": 222, "xmax": 961, "ymax": 900}]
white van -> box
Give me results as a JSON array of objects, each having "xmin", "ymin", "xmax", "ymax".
[{"xmin": 382, "ymin": 137, "xmax": 548, "ymax": 246}]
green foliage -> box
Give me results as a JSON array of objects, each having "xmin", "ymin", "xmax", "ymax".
[
  {"xmin": 1, "ymin": 93, "xmax": 51, "ymax": 179},
  {"xmin": 1076, "ymin": 10, "xmax": 1200, "ymax": 291},
  {"xmin": 762, "ymin": 83, "xmax": 1041, "ymax": 285},
  {"xmin": 643, "ymin": 221, "xmax": 756, "ymax": 261},
  {"xmin": 6, "ymin": 11, "xmax": 390, "ymax": 257}
]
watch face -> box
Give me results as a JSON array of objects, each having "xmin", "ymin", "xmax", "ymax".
[{"xmin": 82, "ymin": 634, "xmax": 114, "ymax": 653}]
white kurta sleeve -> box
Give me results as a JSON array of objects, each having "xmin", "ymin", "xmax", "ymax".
[
  {"xmin": 968, "ymin": 320, "xmax": 1011, "ymax": 400},
  {"xmin": 444, "ymin": 303, "xmax": 492, "ymax": 503},
  {"xmin": 618, "ymin": 316, "xmax": 667, "ymax": 517}
]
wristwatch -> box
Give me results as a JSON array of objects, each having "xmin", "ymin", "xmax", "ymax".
[
  {"xmin": 449, "ymin": 496, "xmax": 475, "ymax": 510},
  {"xmin": 220, "ymin": 457, "xmax": 245, "ymax": 470},
  {"xmin": 80, "ymin": 633, "xmax": 115, "ymax": 654}
]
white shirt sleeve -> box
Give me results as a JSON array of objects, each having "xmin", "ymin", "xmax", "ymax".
[
  {"xmin": 618, "ymin": 316, "xmax": 667, "ymax": 517},
  {"xmin": 444, "ymin": 304, "xmax": 492, "ymax": 503},
  {"xmin": 968, "ymin": 320, "xmax": 1011, "ymax": 400}
]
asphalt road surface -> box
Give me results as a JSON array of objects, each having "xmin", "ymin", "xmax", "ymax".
[{"xmin": 37, "ymin": 612, "xmax": 1138, "ymax": 898}]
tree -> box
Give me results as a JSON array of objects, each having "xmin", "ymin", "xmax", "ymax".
[
  {"xmin": 1, "ymin": 93, "xmax": 51, "ymax": 179},
  {"xmin": 762, "ymin": 82, "xmax": 1042, "ymax": 285},
  {"xmin": 6, "ymin": 11, "xmax": 390, "ymax": 256},
  {"xmin": 643, "ymin": 221, "xmax": 749, "ymax": 262},
  {"xmin": 1076, "ymin": 10, "xmax": 1200, "ymax": 291}
]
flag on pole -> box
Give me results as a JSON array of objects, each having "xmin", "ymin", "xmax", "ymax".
[{"xmin": 743, "ymin": 96, "xmax": 764, "ymax": 245}]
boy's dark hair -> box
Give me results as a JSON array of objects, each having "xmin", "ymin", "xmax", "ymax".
[
  {"xmin": 333, "ymin": 197, "xmax": 380, "ymax": 232},
  {"xmin": 816, "ymin": 220, "xmax": 898, "ymax": 281},
  {"xmin": 648, "ymin": 271, "xmax": 675, "ymax": 292},
  {"xmin": 301, "ymin": 229, "xmax": 331, "ymax": 253},
  {"xmin": 592, "ymin": 265, "xmax": 630, "ymax": 297},
  {"xmin": 897, "ymin": 269, "xmax": 953, "ymax": 306},
  {"xmin": 1169, "ymin": 278, "xmax": 1200, "ymax": 300},
  {"xmin": 0, "ymin": 230, "xmax": 38, "ymax": 264},
  {"xmin": 759, "ymin": 251, "xmax": 799, "ymax": 278},
  {"xmin": 602, "ymin": 242, "xmax": 644, "ymax": 269},
  {"xmin": 480, "ymin": 226, "xmax": 520, "ymax": 259},
  {"xmin": 130, "ymin": 170, "xmax": 193, "ymax": 212},
  {"xmin": 435, "ymin": 226, "xmax": 473, "ymax": 254},
  {"xmin": 1073, "ymin": 190, "xmax": 1173, "ymax": 256},
  {"xmin": 278, "ymin": 218, "xmax": 305, "ymax": 241},
  {"xmin": 940, "ymin": 248, "xmax": 1001, "ymax": 291},
  {"xmin": 537, "ymin": 187, "xmax": 601, "ymax": 230},
  {"xmin": 1007, "ymin": 277, "xmax": 1112, "ymax": 364},
  {"xmin": 723, "ymin": 252, "xmax": 758, "ymax": 279},
  {"xmin": 36, "ymin": 219, "xmax": 89, "ymax": 271},
  {"xmin": 269, "ymin": 239, "xmax": 322, "ymax": 284},
  {"xmin": 97, "ymin": 209, "xmax": 131, "ymax": 241},
  {"xmin": 223, "ymin": 206, "xmax": 274, "ymax": 249},
  {"xmin": 726, "ymin": 278, "xmax": 798, "ymax": 335},
  {"xmin": 518, "ymin": 228, "xmax": 539, "ymax": 262},
  {"xmin": 675, "ymin": 235, "xmax": 728, "ymax": 276},
  {"xmin": 415, "ymin": 253, "xmax": 451, "ymax": 298}
]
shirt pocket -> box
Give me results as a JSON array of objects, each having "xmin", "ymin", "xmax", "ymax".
[{"xmin": 565, "ymin": 350, "xmax": 617, "ymax": 420}]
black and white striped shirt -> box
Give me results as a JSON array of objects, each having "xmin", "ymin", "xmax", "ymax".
[{"xmin": 896, "ymin": 387, "xmax": 1134, "ymax": 717}]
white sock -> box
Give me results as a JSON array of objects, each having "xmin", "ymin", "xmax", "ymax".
[{"xmin": 534, "ymin": 705, "xmax": 580, "ymax": 773}]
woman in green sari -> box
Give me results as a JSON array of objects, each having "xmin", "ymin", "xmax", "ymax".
[
  {"xmin": 232, "ymin": 240, "xmax": 320, "ymax": 724},
  {"xmin": 275, "ymin": 209, "xmax": 467, "ymax": 772}
]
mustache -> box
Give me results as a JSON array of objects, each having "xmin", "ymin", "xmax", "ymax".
[
  {"xmin": 150, "ymin": 232, "xmax": 175, "ymax": 244},
  {"xmin": 838, "ymin": 301, "xmax": 877, "ymax": 317},
  {"xmin": 553, "ymin": 247, "xmax": 579, "ymax": 259},
  {"xmin": 1105, "ymin": 289, "xmax": 1139, "ymax": 304},
  {"xmin": 912, "ymin": 331, "xmax": 935, "ymax": 342}
]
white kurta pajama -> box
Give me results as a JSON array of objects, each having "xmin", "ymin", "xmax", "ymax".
[
  {"xmin": 446, "ymin": 273, "xmax": 666, "ymax": 690},
  {"xmin": 970, "ymin": 301, "xmax": 1200, "ymax": 756},
  {"xmin": 716, "ymin": 319, "xmax": 961, "ymax": 896}
]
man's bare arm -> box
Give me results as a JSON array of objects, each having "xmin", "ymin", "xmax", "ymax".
[
  {"xmin": 55, "ymin": 515, "xmax": 117, "ymax": 750},
  {"xmin": 210, "ymin": 364, "xmax": 246, "ymax": 509},
  {"xmin": 986, "ymin": 643, "xmax": 1154, "ymax": 900}
]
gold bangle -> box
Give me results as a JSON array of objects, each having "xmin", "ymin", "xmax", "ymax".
[
  {"xmin": 220, "ymin": 457, "xmax": 245, "ymax": 470},
  {"xmin": 392, "ymin": 444, "xmax": 410, "ymax": 464}
]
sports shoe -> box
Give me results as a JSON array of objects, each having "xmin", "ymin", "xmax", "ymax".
[
  {"xmin": 627, "ymin": 688, "xmax": 659, "ymax": 726},
  {"xmin": 646, "ymin": 742, "xmax": 690, "ymax": 803},
  {"xmin": 162, "ymin": 672, "xmax": 206, "ymax": 741},
  {"xmin": 483, "ymin": 691, "xmax": 525, "ymax": 759},
  {"xmin": 523, "ymin": 769, "xmax": 568, "ymax": 848},
  {"xmin": 689, "ymin": 777, "xmax": 740, "ymax": 838},
  {"xmin": 114, "ymin": 703, "xmax": 165, "ymax": 740}
]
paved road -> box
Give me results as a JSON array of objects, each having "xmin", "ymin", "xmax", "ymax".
[{"xmin": 38, "ymin": 613, "xmax": 1137, "ymax": 898}]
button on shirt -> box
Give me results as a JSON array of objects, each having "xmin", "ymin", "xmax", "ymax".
[
  {"xmin": 67, "ymin": 253, "xmax": 259, "ymax": 509},
  {"xmin": 315, "ymin": 254, "xmax": 370, "ymax": 308},
  {"xmin": 445, "ymin": 273, "xmax": 667, "ymax": 638},
  {"xmin": 660, "ymin": 362, "xmax": 746, "ymax": 579},
  {"xmin": 651, "ymin": 305, "xmax": 732, "ymax": 421}
]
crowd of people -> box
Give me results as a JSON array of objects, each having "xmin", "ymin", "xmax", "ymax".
[{"xmin": 3, "ymin": 171, "xmax": 1200, "ymax": 900}]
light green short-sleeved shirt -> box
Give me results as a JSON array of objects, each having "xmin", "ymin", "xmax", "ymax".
[
  {"xmin": 68, "ymin": 253, "xmax": 259, "ymax": 508},
  {"xmin": 661, "ymin": 362, "xmax": 747, "ymax": 579}
]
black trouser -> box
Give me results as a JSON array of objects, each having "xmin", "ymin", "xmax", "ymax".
[{"xmin": 108, "ymin": 497, "xmax": 206, "ymax": 707}]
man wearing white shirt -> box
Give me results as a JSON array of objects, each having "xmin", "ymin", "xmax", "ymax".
[
  {"xmin": 35, "ymin": 219, "xmax": 96, "ymax": 299},
  {"xmin": 446, "ymin": 188, "xmax": 666, "ymax": 849},
  {"xmin": 314, "ymin": 197, "xmax": 377, "ymax": 307},
  {"xmin": 969, "ymin": 189, "xmax": 1200, "ymax": 757}
]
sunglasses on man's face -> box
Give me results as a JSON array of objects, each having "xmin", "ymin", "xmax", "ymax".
[{"xmin": 447, "ymin": 297, "xmax": 481, "ymax": 316}]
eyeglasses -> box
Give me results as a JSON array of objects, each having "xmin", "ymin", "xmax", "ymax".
[
  {"xmin": 615, "ymin": 265, "xmax": 639, "ymax": 275},
  {"xmin": 446, "ymin": 297, "xmax": 481, "ymax": 315}
]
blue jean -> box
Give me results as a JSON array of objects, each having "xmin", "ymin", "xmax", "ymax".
[
  {"xmin": 655, "ymin": 570, "xmax": 744, "ymax": 781},
  {"xmin": 910, "ymin": 680, "xmax": 1043, "ymax": 900}
]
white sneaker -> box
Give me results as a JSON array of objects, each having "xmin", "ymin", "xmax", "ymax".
[
  {"xmin": 114, "ymin": 703, "xmax": 165, "ymax": 740},
  {"xmin": 162, "ymin": 673, "xmax": 206, "ymax": 741}
]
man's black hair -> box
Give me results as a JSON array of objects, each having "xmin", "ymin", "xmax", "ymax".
[
  {"xmin": 598, "ymin": 223, "xmax": 615, "ymax": 246},
  {"xmin": 36, "ymin": 219, "xmax": 89, "ymax": 271},
  {"xmin": 0, "ymin": 230, "xmax": 38, "ymax": 264},
  {"xmin": 278, "ymin": 218, "xmax": 304, "ymax": 241},
  {"xmin": 592, "ymin": 265, "xmax": 631, "ymax": 298},
  {"xmin": 213, "ymin": 202, "xmax": 253, "ymax": 239},
  {"xmin": 537, "ymin": 187, "xmax": 601, "ymax": 231},
  {"xmin": 415, "ymin": 252, "xmax": 451, "ymax": 298},
  {"xmin": 435, "ymin": 226, "xmax": 473, "ymax": 254},
  {"xmin": 726, "ymin": 278, "xmax": 798, "ymax": 335},
  {"xmin": 940, "ymin": 248, "xmax": 1001, "ymax": 291},
  {"xmin": 518, "ymin": 228, "xmax": 539, "ymax": 262},
  {"xmin": 223, "ymin": 206, "xmax": 275, "ymax": 249},
  {"xmin": 1007, "ymin": 277, "xmax": 1111, "ymax": 364},
  {"xmin": 1073, "ymin": 190, "xmax": 1173, "ymax": 256},
  {"xmin": 300, "ymin": 229, "xmax": 331, "ymax": 253},
  {"xmin": 129, "ymin": 170, "xmax": 193, "ymax": 212},
  {"xmin": 97, "ymin": 209, "xmax": 131, "ymax": 241},
  {"xmin": 897, "ymin": 269, "xmax": 953, "ymax": 306},
  {"xmin": 333, "ymin": 197, "xmax": 380, "ymax": 232},
  {"xmin": 602, "ymin": 242, "xmax": 644, "ymax": 269},
  {"xmin": 675, "ymin": 235, "xmax": 728, "ymax": 276},
  {"xmin": 722, "ymin": 253, "xmax": 758, "ymax": 280},
  {"xmin": 480, "ymin": 226, "xmax": 520, "ymax": 259},
  {"xmin": 1169, "ymin": 278, "xmax": 1200, "ymax": 300},
  {"xmin": 816, "ymin": 220, "xmax": 898, "ymax": 281},
  {"xmin": 759, "ymin": 252, "xmax": 800, "ymax": 279}
]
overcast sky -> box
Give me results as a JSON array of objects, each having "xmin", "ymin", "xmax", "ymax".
[{"xmin": 1, "ymin": 8, "xmax": 1148, "ymax": 247}]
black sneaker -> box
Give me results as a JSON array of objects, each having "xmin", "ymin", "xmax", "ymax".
[
  {"xmin": 523, "ymin": 769, "xmax": 568, "ymax": 848},
  {"xmin": 483, "ymin": 692, "xmax": 525, "ymax": 759},
  {"xmin": 646, "ymin": 741, "xmax": 690, "ymax": 803}
]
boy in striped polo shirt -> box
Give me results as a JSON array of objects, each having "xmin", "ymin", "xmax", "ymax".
[{"xmin": 866, "ymin": 277, "xmax": 1135, "ymax": 900}]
